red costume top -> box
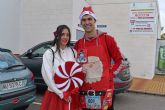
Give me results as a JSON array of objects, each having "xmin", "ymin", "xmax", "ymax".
[
  {"xmin": 75, "ymin": 32, "xmax": 122, "ymax": 80},
  {"xmin": 74, "ymin": 31, "xmax": 122, "ymax": 109}
]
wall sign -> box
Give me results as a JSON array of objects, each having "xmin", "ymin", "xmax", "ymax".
[{"xmin": 129, "ymin": 2, "xmax": 156, "ymax": 34}]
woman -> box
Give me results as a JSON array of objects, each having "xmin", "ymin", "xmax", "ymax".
[{"xmin": 40, "ymin": 25, "xmax": 79, "ymax": 110}]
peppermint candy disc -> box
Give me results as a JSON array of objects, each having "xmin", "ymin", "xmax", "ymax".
[{"xmin": 54, "ymin": 61, "xmax": 84, "ymax": 92}]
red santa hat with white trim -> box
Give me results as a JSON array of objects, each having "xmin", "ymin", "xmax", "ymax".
[{"xmin": 79, "ymin": 6, "xmax": 97, "ymax": 21}]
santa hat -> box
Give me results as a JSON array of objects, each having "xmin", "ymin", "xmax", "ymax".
[{"xmin": 79, "ymin": 6, "xmax": 97, "ymax": 21}]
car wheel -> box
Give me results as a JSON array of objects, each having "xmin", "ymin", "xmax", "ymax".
[{"xmin": 14, "ymin": 105, "xmax": 29, "ymax": 110}]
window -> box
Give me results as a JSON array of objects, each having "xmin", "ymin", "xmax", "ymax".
[{"xmin": 76, "ymin": 29, "xmax": 84, "ymax": 40}]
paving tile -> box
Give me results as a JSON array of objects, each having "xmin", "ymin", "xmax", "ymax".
[{"xmin": 128, "ymin": 75, "xmax": 165, "ymax": 95}]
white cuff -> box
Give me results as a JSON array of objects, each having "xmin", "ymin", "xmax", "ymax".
[{"xmin": 58, "ymin": 93, "xmax": 64, "ymax": 99}]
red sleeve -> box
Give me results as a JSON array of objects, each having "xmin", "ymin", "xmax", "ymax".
[{"xmin": 106, "ymin": 35, "xmax": 122, "ymax": 75}]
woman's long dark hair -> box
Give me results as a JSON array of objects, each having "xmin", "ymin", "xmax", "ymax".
[{"xmin": 52, "ymin": 25, "xmax": 71, "ymax": 59}]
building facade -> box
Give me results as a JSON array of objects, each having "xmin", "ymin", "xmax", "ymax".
[{"xmin": 0, "ymin": 0, "xmax": 161, "ymax": 79}]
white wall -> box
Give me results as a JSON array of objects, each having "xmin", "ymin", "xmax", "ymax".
[
  {"xmin": 19, "ymin": 0, "xmax": 73, "ymax": 54},
  {"xmin": 0, "ymin": 0, "xmax": 21, "ymax": 53},
  {"xmin": 87, "ymin": 0, "xmax": 161, "ymax": 79},
  {"xmin": 0, "ymin": 0, "xmax": 86, "ymax": 53}
]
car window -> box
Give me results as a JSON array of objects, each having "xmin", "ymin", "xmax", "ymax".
[
  {"xmin": 0, "ymin": 52, "xmax": 22, "ymax": 69},
  {"xmin": 32, "ymin": 44, "xmax": 52, "ymax": 57}
]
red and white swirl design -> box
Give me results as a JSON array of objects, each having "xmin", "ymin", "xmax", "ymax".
[{"xmin": 54, "ymin": 61, "xmax": 84, "ymax": 92}]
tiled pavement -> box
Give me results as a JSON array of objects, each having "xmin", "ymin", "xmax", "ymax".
[{"xmin": 128, "ymin": 75, "xmax": 165, "ymax": 95}]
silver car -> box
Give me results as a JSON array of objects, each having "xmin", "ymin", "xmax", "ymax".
[{"xmin": 0, "ymin": 48, "xmax": 36, "ymax": 110}]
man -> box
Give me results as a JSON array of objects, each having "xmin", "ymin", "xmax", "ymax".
[{"xmin": 74, "ymin": 6, "xmax": 122, "ymax": 110}]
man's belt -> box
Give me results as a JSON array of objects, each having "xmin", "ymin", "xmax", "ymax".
[{"xmin": 79, "ymin": 90, "xmax": 106, "ymax": 96}]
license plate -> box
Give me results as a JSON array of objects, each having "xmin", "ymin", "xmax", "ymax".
[
  {"xmin": 1, "ymin": 80, "xmax": 27, "ymax": 91},
  {"xmin": 85, "ymin": 96, "xmax": 101, "ymax": 109}
]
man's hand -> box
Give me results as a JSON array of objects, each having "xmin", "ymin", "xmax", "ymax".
[{"xmin": 71, "ymin": 87, "xmax": 79, "ymax": 95}]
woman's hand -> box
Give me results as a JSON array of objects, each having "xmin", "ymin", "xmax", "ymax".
[{"xmin": 63, "ymin": 91, "xmax": 72, "ymax": 102}]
